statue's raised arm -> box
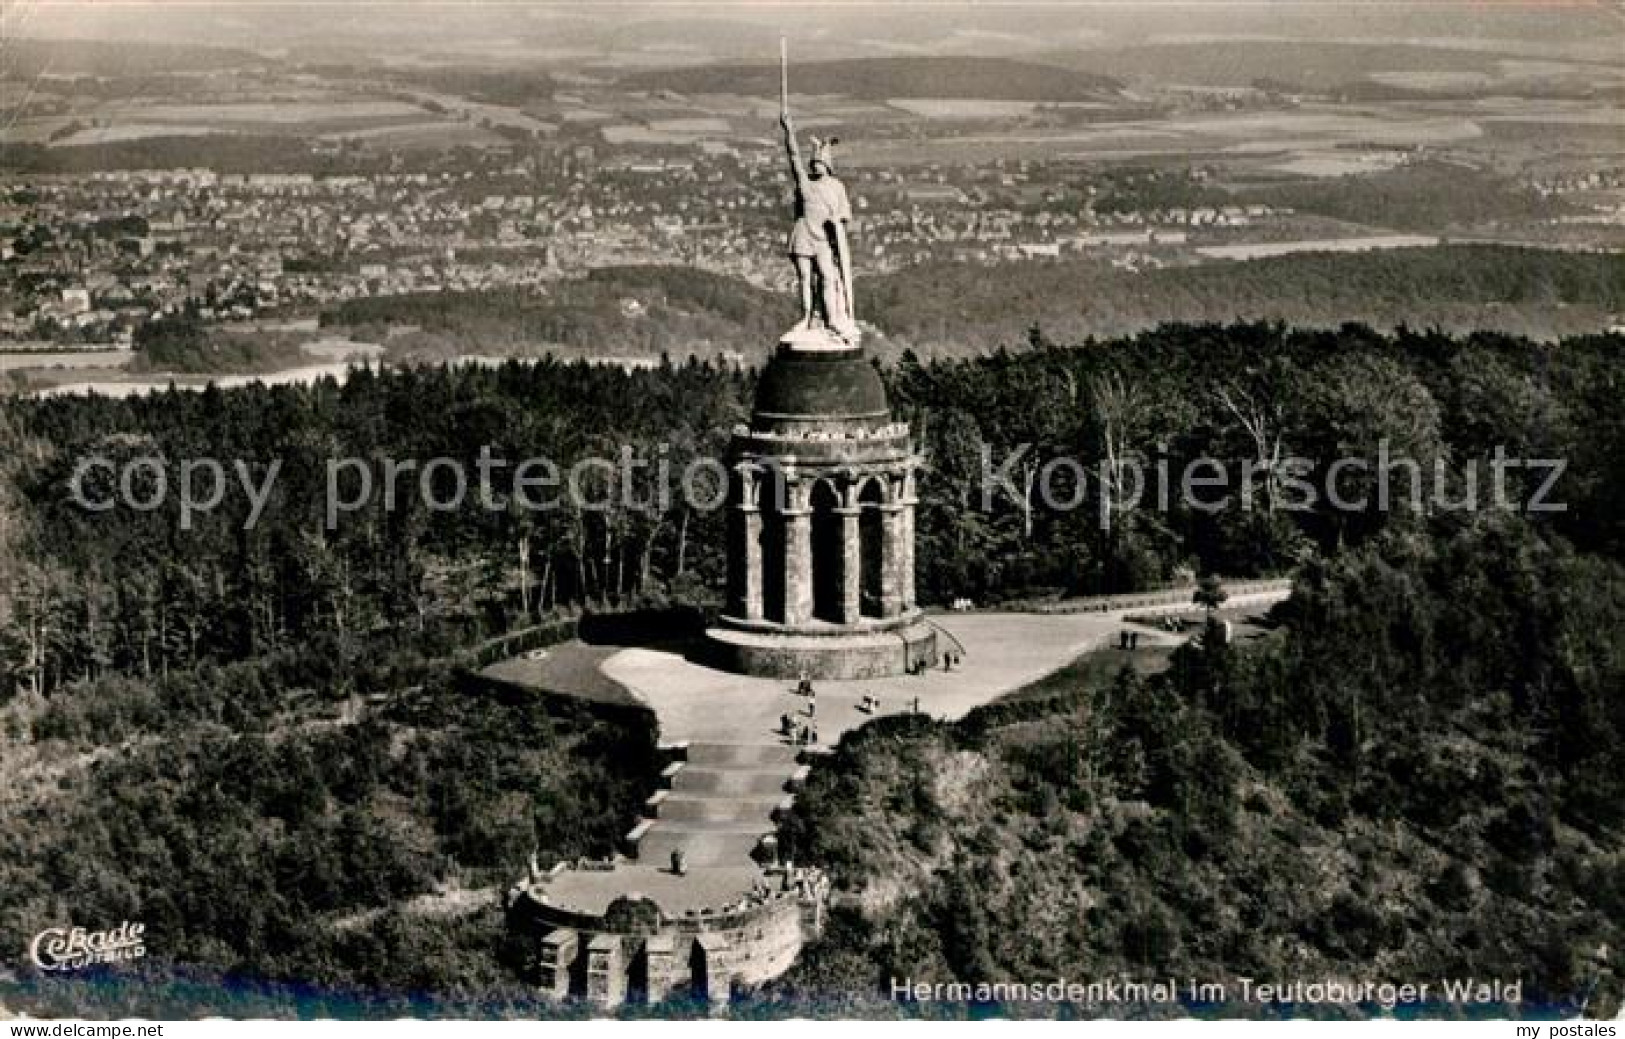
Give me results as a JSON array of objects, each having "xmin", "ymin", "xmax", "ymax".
[{"xmin": 780, "ymin": 111, "xmax": 807, "ymax": 183}]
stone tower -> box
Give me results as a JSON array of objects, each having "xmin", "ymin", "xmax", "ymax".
[{"xmin": 704, "ymin": 340, "xmax": 938, "ymax": 679}]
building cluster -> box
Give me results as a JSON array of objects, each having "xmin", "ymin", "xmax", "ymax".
[
  {"xmin": 1532, "ymin": 167, "xmax": 1625, "ymax": 197},
  {"xmin": 2, "ymin": 147, "xmax": 1304, "ymax": 349}
]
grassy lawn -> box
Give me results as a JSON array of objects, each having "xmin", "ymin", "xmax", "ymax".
[
  {"xmin": 480, "ymin": 640, "xmax": 641, "ymax": 707},
  {"xmin": 1125, "ymin": 603, "xmax": 1285, "ymax": 642},
  {"xmin": 996, "ymin": 641, "xmax": 1177, "ymax": 705}
]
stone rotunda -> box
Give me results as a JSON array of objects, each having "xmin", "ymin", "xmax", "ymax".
[{"xmin": 704, "ymin": 340, "xmax": 938, "ymax": 679}]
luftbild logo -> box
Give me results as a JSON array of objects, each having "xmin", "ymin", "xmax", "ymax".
[{"xmin": 28, "ymin": 922, "xmax": 147, "ymax": 971}]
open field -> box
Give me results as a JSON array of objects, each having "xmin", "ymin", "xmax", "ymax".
[
  {"xmin": 318, "ymin": 121, "xmax": 510, "ymax": 150},
  {"xmin": 2, "ymin": 94, "xmax": 454, "ymax": 149},
  {"xmin": 1195, "ymin": 234, "xmax": 1439, "ymax": 261},
  {"xmin": 33, "ymin": 361, "xmax": 366, "ymax": 398},
  {"xmin": 0, "ymin": 350, "xmax": 135, "ymax": 372},
  {"xmin": 107, "ymin": 101, "xmax": 426, "ymax": 124}
]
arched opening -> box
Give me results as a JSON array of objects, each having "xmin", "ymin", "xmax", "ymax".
[
  {"xmin": 757, "ymin": 467, "xmax": 786, "ymax": 623},
  {"xmin": 688, "ymin": 939, "xmax": 710, "ymax": 1005},
  {"xmin": 810, "ymin": 479, "xmax": 843, "ymax": 624},
  {"xmin": 858, "ymin": 478, "xmax": 885, "ymax": 619}
]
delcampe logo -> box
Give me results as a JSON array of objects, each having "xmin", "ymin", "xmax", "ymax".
[{"xmin": 28, "ymin": 922, "xmax": 147, "ymax": 971}]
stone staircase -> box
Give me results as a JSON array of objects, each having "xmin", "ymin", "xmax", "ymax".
[
  {"xmin": 657, "ymin": 794, "xmax": 785, "ymax": 823},
  {"xmin": 626, "ymin": 742, "xmax": 806, "ymax": 868},
  {"xmin": 671, "ymin": 766, "xmax": 797, "ymax": 797}
]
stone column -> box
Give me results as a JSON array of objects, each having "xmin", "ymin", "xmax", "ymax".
[
  {"xmin": 539, "ymin": 929, "xmax": 578, "ymax": 1000},
  {"xmin": 898, "ymin": 461, "xmax": 919, "ymax": 611},
  {"xmin": 644, "ymin": 936, "xmax": 675, "ymax": 1004},
  {"xmin": 783, "ymin": 485, "xmax": 813, "ymax": 626},
  {"xmin": 879, "ymin": 503, "xmax": 906, "ymax": 618},
  {"xmin": 837, "ymin": 506, "xmax": 862, "ymax": 625},
  {"xmin": 740, "ymin": 505, "xmax": 763, "ymax": 621},
  {"xmin": 900, "ymin": 499, "xmax": 916, "ymax": 611},
  {"xmin": 585, "ymin": 934, "xmax": 625, "ymax": 1008}
]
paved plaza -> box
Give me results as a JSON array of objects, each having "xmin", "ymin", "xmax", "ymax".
[
  {"xmin": 603, "ymin": 611, "xmax": 1125, "ymax": 746},
  {"xmin": 497, "ymin": 592, "xmax": 1289, "ymax": 919}
]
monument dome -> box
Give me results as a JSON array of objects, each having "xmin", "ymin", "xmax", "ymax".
[{"xmin": 750, "ymin": 345, "xmax": 890, "ymax": 430}]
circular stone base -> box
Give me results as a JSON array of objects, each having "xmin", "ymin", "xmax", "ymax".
[{"xmin": 701, "ymin": 620, "xmax": 939, "ymax": 680}]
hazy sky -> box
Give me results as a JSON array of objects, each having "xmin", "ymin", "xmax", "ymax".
[{"xmin": 5, "ymin": 0, "xmax": 1622, "ymax": 63}]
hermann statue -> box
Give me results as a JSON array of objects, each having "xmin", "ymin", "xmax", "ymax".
[{"xmin": 779, "ymin": 42, "xmax": 858, "ymax": 346}]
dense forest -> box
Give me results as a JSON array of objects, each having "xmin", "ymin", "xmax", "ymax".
[
  {"xmin": 1231, "ymin": 164, "xmax": 1571, "ymax": 233},
  {"xmin": 1, "ymin": 321, "xmax": 1621, "ymax": 1016},
  {"xmin": 1085, "ymin": 164, "xmax": 1572, "ymax": 232},
  {"xmin": 770, "ymin": 516, "xmax": 1623, "ymax": 1018},
  {"xmin": 2, "ymin": 322, "xmax": 1621, "ymax": 699},
  {"xmin": 315, "ymin": 248, "xmax": 1625, "ymax": 361},
  {"xmin": 867, "ymin": 246, "xmax": 1625, "ymax": 349},
  {"xmin": 320, "ymin": 266, "xmax": 790, "ymax": 362},
  {"xmin": 131, "ymin": 313, "xmax": 310, "ymax": 374},
  {"xmin": 0, "ymin": 639, "xmax": 658, "ymax": 1015}
]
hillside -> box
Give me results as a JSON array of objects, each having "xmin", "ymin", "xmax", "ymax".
[
  {"xmin": 866, "ymin": 246, "xmax": 1625, "ymax": 350},
  {"xmin": 311, "ymin": 248, "xmax": 1625, "ymax": 362},
  {"xmin": 0, "ymin": 639, "xmax": 659, "ymax": 1011},
  {"xmin": 319, "ymin": 266, "xmax": 793, "ymax": 360},
  {"xmin": 1033, "ymin": 41, "xmax": 1621, "ymax": 93},
  {"xmin": 0, "ymin": 37, "xmax": 270, "ymax": 80},
  {"xmin": 0, "ymin": 136, "xmax": 372, "ymax": 176},
  {"xmin": 620, "ymin": 56, "xmax": 1122, "ymax": 102},
  {"xmin": 767, "ymin": 521, "xmax": 1625, "ymax": 1017}
]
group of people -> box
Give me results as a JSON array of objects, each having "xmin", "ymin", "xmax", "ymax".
[
  {"xmin": 905, "ymin": 651, "xmax": 962, "ymax": 675},
  {"xmin": 781, "ymin": 713, "xmax": 819, "ymax": 746},
  {"xmin": 1119, "ymin": 629, "xmax": 1143, "ymax": 650},
  {"xmin": 784, "ymin": 674, "xmax": 820, "ymax": 745},
  {"xmin": 778, "ymin": 650, "xmax": 957, "ymax": 742}
]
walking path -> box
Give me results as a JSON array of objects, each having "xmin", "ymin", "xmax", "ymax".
[{"xmin": 506, "ymin": 590, "xmax": 1291, "ymax": 917}]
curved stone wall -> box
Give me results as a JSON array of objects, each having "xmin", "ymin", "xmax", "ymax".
[
  {"xmin": 704, "ymin": 618, "xmax": 939, "ymax": 680},
  {"xmin": 507, "ymin": 868, "xmax": 828, "ymax": 1007}
]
